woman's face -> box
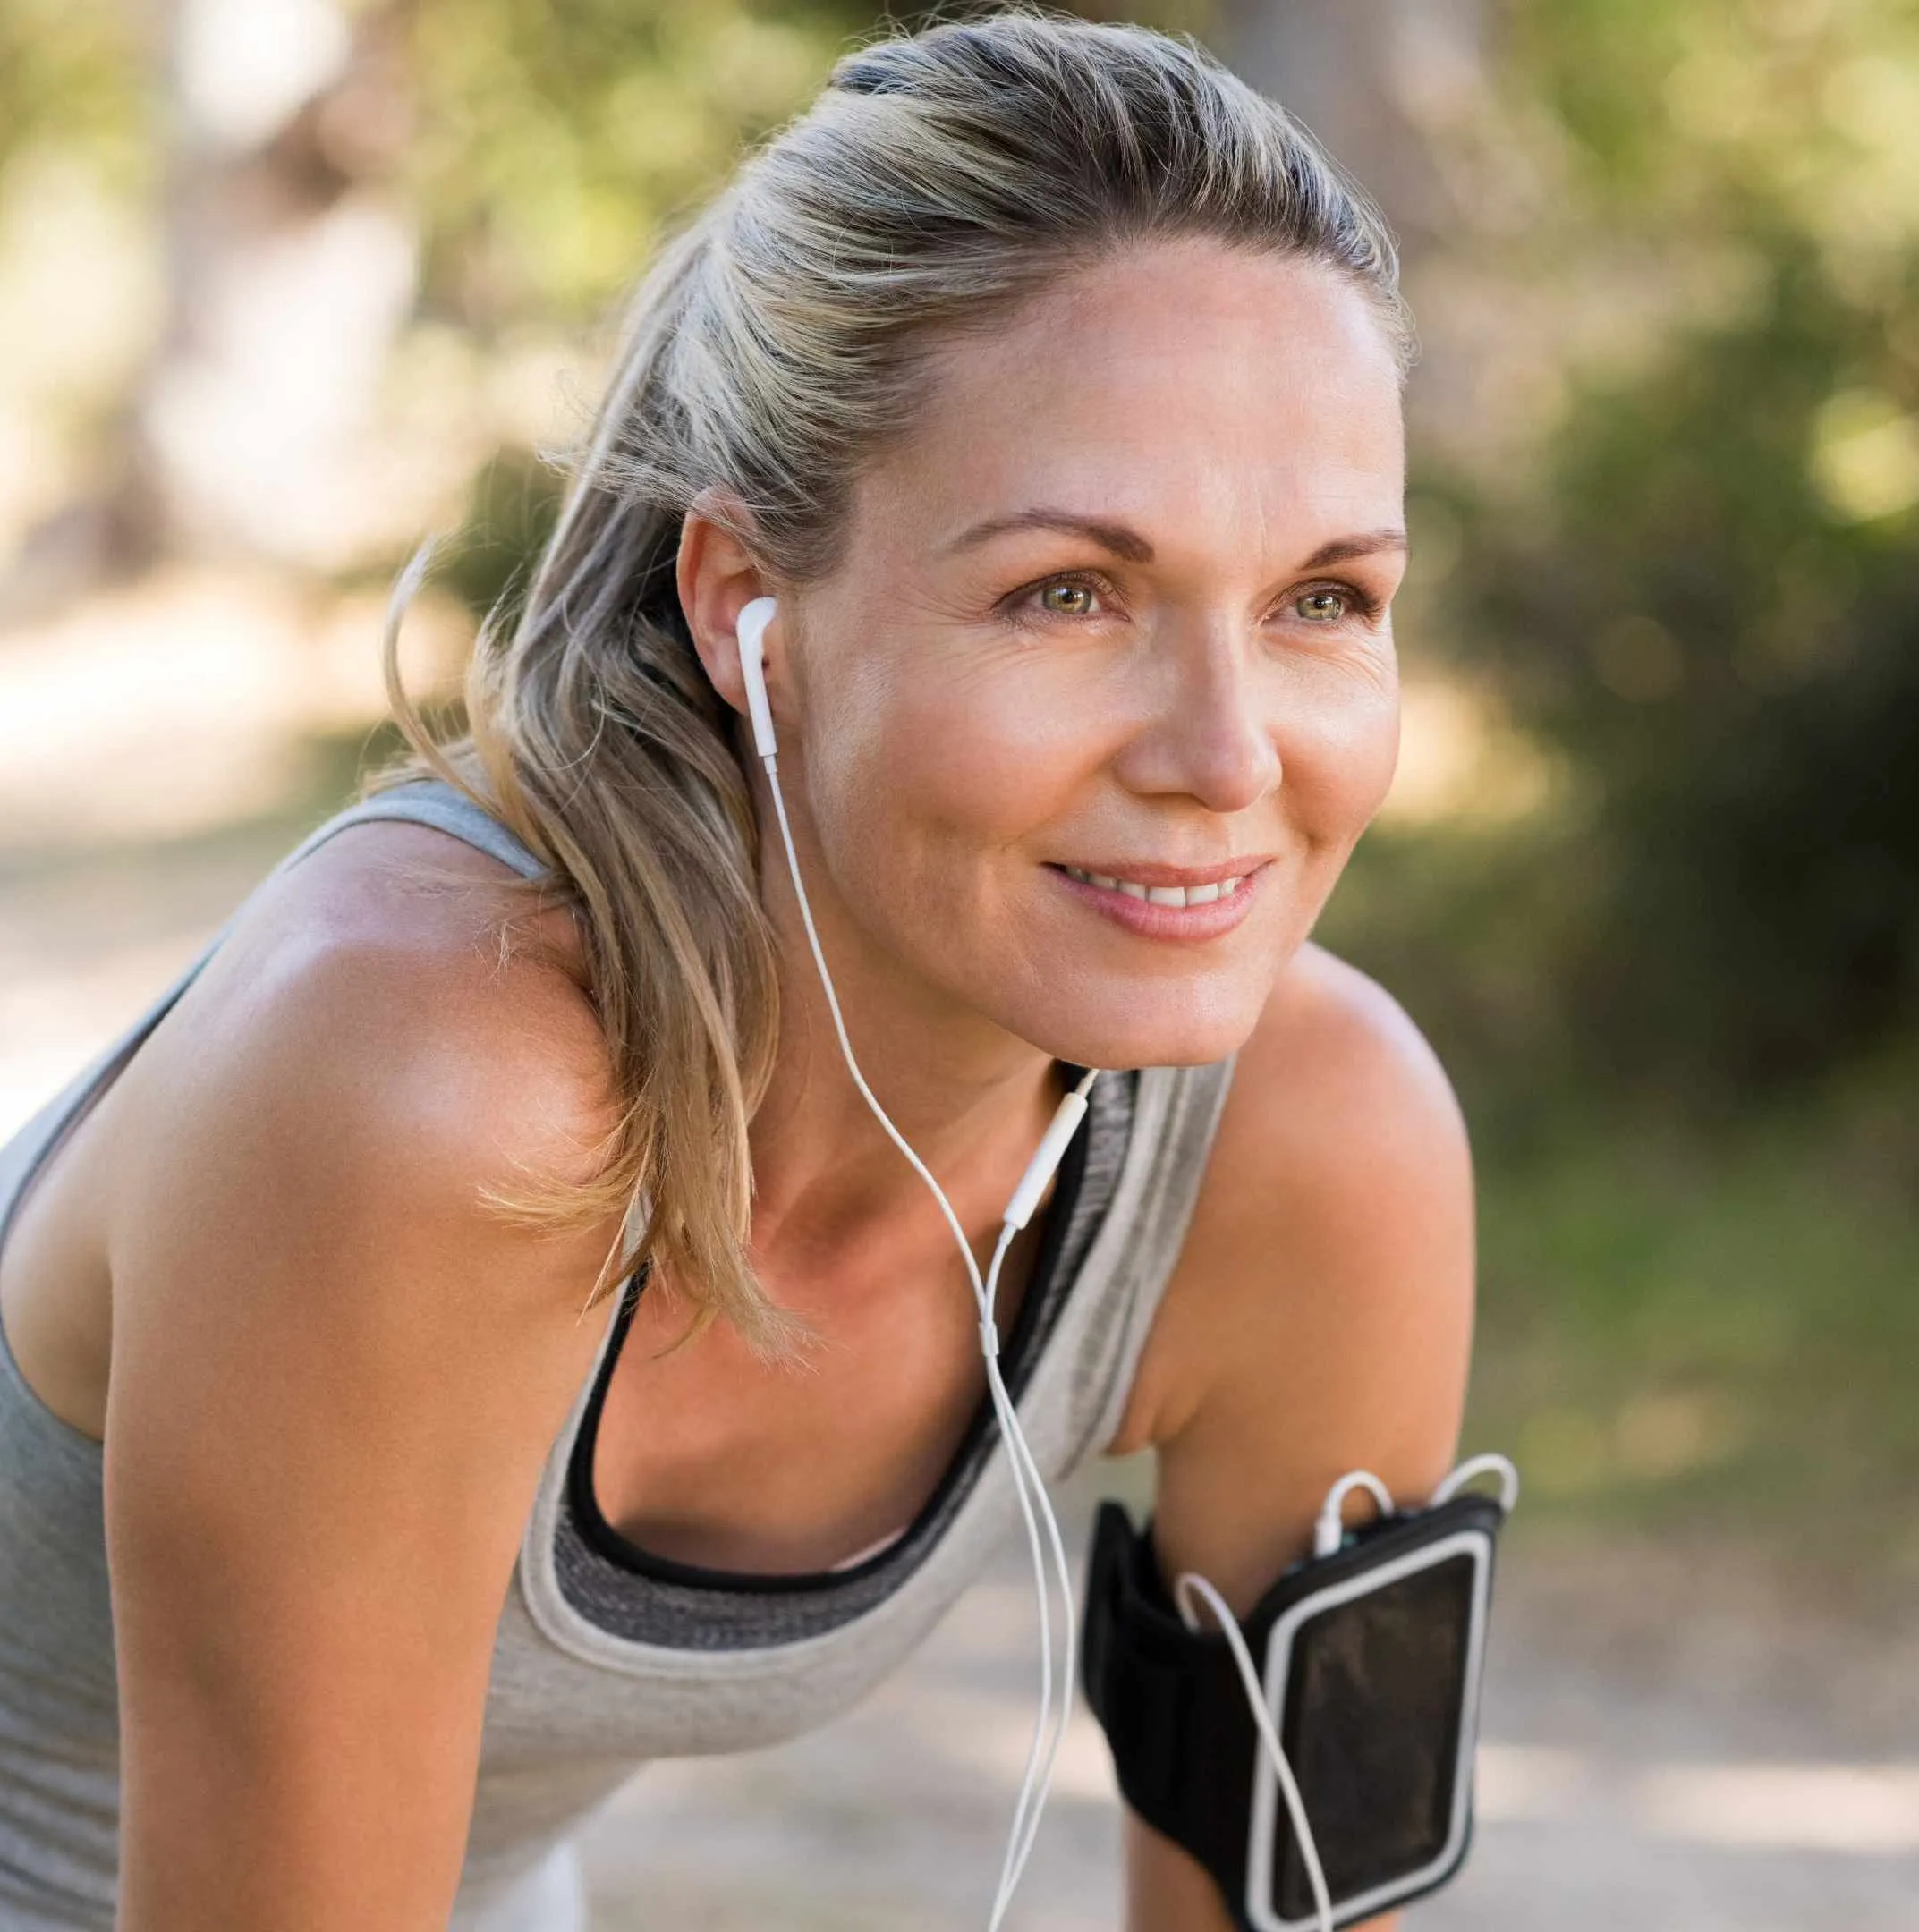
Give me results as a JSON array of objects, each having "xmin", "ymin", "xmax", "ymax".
[{"xmin": 777, "ymin": 237, "xmax": 1407, "ymax": 1072}]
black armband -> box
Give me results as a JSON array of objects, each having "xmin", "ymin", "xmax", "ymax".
[{"xmin": 1081, "ymin": 1487, "xmax": 1507, "ymax": 1930}]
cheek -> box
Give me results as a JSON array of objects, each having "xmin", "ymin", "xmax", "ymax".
[
  {"xmin": 812, "ymin": 656, "xmax": 1088, "ymax": 885},
  {"xmin": 1284, "ymin": 676, "xmax": 1402, "ymax": 841}
]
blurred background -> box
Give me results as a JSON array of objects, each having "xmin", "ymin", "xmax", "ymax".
[{"xmin": 2, "ymin": 0, "xmax": 1916, "ymax": 1925}]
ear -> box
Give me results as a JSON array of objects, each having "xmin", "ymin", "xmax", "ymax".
[{"xmin": 678, "ymin": 493, "xmax": 779, "ymax": 730}]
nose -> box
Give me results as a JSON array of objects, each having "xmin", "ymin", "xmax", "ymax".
[{"xmin": 1109, "ymin": 618, "xmax": 1283, "ymax": 815}]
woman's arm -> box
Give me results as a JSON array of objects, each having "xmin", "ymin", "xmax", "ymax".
[
  {"xmin": 98, "ymin": 836, "xmax": 621, "ymax": 1930},
  {"xmin": 1112, "ymin": 943, "xmax": 1478, "ymax": 1932}
]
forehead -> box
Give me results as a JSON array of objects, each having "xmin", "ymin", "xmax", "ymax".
[{"xmin": 853, "ymin": 238, "xmax": 1406, "ymax": 559}]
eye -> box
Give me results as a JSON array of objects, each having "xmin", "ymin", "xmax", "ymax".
[
  {"xmin": 1035, "ymin": 579, "xmax": 1100, "ymax": 617},
  {"xmin": 1294, "ymin": 588, "xmax": 1350, "ymax": 623},
  {"xmin": 999, "ymin": 569, "xmax": 1119, "ymax": 628}
]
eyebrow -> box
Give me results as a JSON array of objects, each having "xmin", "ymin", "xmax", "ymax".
[
  {"xmin": 1301, "ymin": 529, "xmax": 1409, "ymax": 569},
  {"xmin": 944, "ymin": 508, "xmax": 1409, "ymax": 572},
  {"xmin": 945, "ymin": 508, "xmax": 1156, "ymax": 563}
]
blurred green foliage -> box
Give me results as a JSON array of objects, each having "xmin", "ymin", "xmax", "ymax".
[
  {"xmin": 403, "ymin": 0, "xmax": 1209, "ymax": 326},
  {"xmin": 0, "ymin": 0, "xmax": 144, "ymax": 184},
  {"xmin": 405, "ymin": 0, "xmax": 871, "ymax": 325},
  {"xmin": 1405, "ymin": 247, "xmax": 1919, "ymax": 1110},
  {"xmin": 1351, "ymin": 0, "xmax": 1919, "ymax": 1129},
  {"xmin": 1460, "ymin": 1093, "xmax": 1919, "ymax": 1589}
]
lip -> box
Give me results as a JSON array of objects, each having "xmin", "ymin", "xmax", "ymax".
[
  {"xmin": 1051, "ymin": 855, "xmax": 1265, "ymax": 889},
  {"xmin": 1046, "ymin": 859, "xmax": 1269, "ymax": 942}
]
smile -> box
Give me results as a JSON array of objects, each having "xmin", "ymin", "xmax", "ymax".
[
  {"xmin": 1058, "ymin": 865, "xmax": 1244, "ymax": 907},
  {"xmin": 1047, "ymin": 860, "xmax": 1266, "ymax": 942}
]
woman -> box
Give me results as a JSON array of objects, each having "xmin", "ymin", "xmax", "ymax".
[{"xmin": 0, "ymin": 14, "xmax": 1473, "ymax": 1930}]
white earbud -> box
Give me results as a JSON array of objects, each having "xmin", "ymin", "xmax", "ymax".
[{"xmin": 735, "ymin": 595, "xmax": 780, "ymax": 760}]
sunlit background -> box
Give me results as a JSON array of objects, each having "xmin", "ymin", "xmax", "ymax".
[{"xmin": 3, "ymin": 1, "xmax": 1917, "ymax": 1925}]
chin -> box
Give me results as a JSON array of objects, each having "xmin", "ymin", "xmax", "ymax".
[{"xmin": 1006, "ymin": 974, "xmax": 1272, "ymax": 1072}]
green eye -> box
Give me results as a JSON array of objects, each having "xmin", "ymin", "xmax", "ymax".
[
  {"xmin": 1295, "ymin": 589, "xmax": 1348, "ymax": 623},
  {"xmin": 1038, "ymin": 581, "xmax": 1098, "ymax": 616}
]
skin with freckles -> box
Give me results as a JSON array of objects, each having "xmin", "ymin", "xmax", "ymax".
[
  {"xmin": 689, "ymin": 239, "xmax": 1407, "ymax": 1079},
  {"xmin": 0, "ymin": 238, "xmax": 1469, "ymax": 1932}
]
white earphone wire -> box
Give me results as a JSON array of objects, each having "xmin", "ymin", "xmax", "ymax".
[
  {"xmin": 1173, "ymin": 1572, "xmax": 1335, "ymax": 1932},
  {"xmin": 981, "ymin": 1225, "xmax": 1085, "ymax": 1921},
  {"xmin": 1428, "ymin": 1451, "xmax": 1520, "ymax": 1513},
  {"xmin": 1312, "ymin": 1469, "xmax": 1396, "ymax": 1559},
  {"xmin": 752, "ymin": 717, "xmax": 1087, "ymax": 1929}
]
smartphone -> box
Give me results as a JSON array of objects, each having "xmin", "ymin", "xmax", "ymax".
[{"xmin": 1247, "ymin": 1521, "xmax": 1492, "ymax": 1928}]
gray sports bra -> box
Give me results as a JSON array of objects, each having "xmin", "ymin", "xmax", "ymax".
[{"xmin": 0, "ymin": 781, "xmax": 1235, "ymax": 1928}]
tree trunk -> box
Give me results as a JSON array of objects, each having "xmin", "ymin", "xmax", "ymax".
[
  {"xmin": 132, "ymin": 0, "xmax": 418, "ymax": 570},
  {"xmin": 0, "ymin": 0, "xmax": 419, "ymax": 614}
]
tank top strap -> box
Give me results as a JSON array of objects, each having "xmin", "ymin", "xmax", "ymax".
[
  {"xmin": 271, "ymin": 777, "xmax": 549, "ymax": 885},
  {"xmin": 1071, "ymin": 1055, "xmax": 1237, "ymax": 1463}
]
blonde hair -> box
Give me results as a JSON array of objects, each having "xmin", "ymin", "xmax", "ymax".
[{"xmin": 379, "ymin": 9, "xmax": 1412, "ymax": 1352}]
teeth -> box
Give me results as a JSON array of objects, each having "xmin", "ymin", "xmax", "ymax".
[{"xmin": 1061, "ymin": 865, "xmax": 1247, "ymax": 908}]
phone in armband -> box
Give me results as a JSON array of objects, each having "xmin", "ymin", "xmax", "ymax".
[{"xmin": 1081, "ymin": 1455, "xmax": 1519, "ymax": 1932}]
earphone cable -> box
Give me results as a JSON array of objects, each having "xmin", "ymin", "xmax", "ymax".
[
  {"xmin": 1174, "ymin": 1572, "xmax": 1335, "ymax": 1932},
  {"xmin": 981, "ymin": 1227, "xmax": 1081, "ymax": 1925},
  {"xmin": 760, "ymin": 756, "xmax": 1000, "ymax": 1292},
  {"xmin": 759, "ymin": 750, "xmax": 1087, "ymax": 1929}
]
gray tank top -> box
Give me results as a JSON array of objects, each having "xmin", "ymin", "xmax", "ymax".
[{"xmin": 0, "ymin": 781, "xmax": 1235, "ymax": 1928}]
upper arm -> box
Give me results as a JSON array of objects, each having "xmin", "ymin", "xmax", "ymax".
[
  {"xmin": 1124, "ymin": 941, "xmax": 1476, "ymax": 1597},
  {"xmin": 1115, "ymin": 945, "xmax": 1475, "ymax": 1931},
  {"xmin": 99, "ymin": 853, "xmax": 621, "ymax": 1929}
]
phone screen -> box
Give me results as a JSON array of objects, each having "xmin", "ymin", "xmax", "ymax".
[{"xmin": 1269, "ymin": 1551, "xmax": 1478, "ymax": 1921}]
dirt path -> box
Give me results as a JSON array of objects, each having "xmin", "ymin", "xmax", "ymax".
[{"xmin": 571, "ymin": 1483, "xmax": 1919, "ymax": 1931}]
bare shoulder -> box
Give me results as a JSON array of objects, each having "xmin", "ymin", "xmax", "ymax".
[
  {"xmin": 90, "ymin": 814, "xmax": 628, "ymax": 1424},
  {"xmin": 1114, "ymin": 940, "xmax": 1475, "ymax": 1596},
  {"xmin": 3, "ymin": 816, "xmax": 621, "ymax": 1439},
  {"xmin": 1211, "ymin": 936, "xmax": 1473, "ymax": 1228},
  {"xmin": 108, "ymin": 816, "xmax": 618, "ymax": 1233},
  {"xmin": 94, "ymin": 808, "xmax": 627, "ymax": 1545}
]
